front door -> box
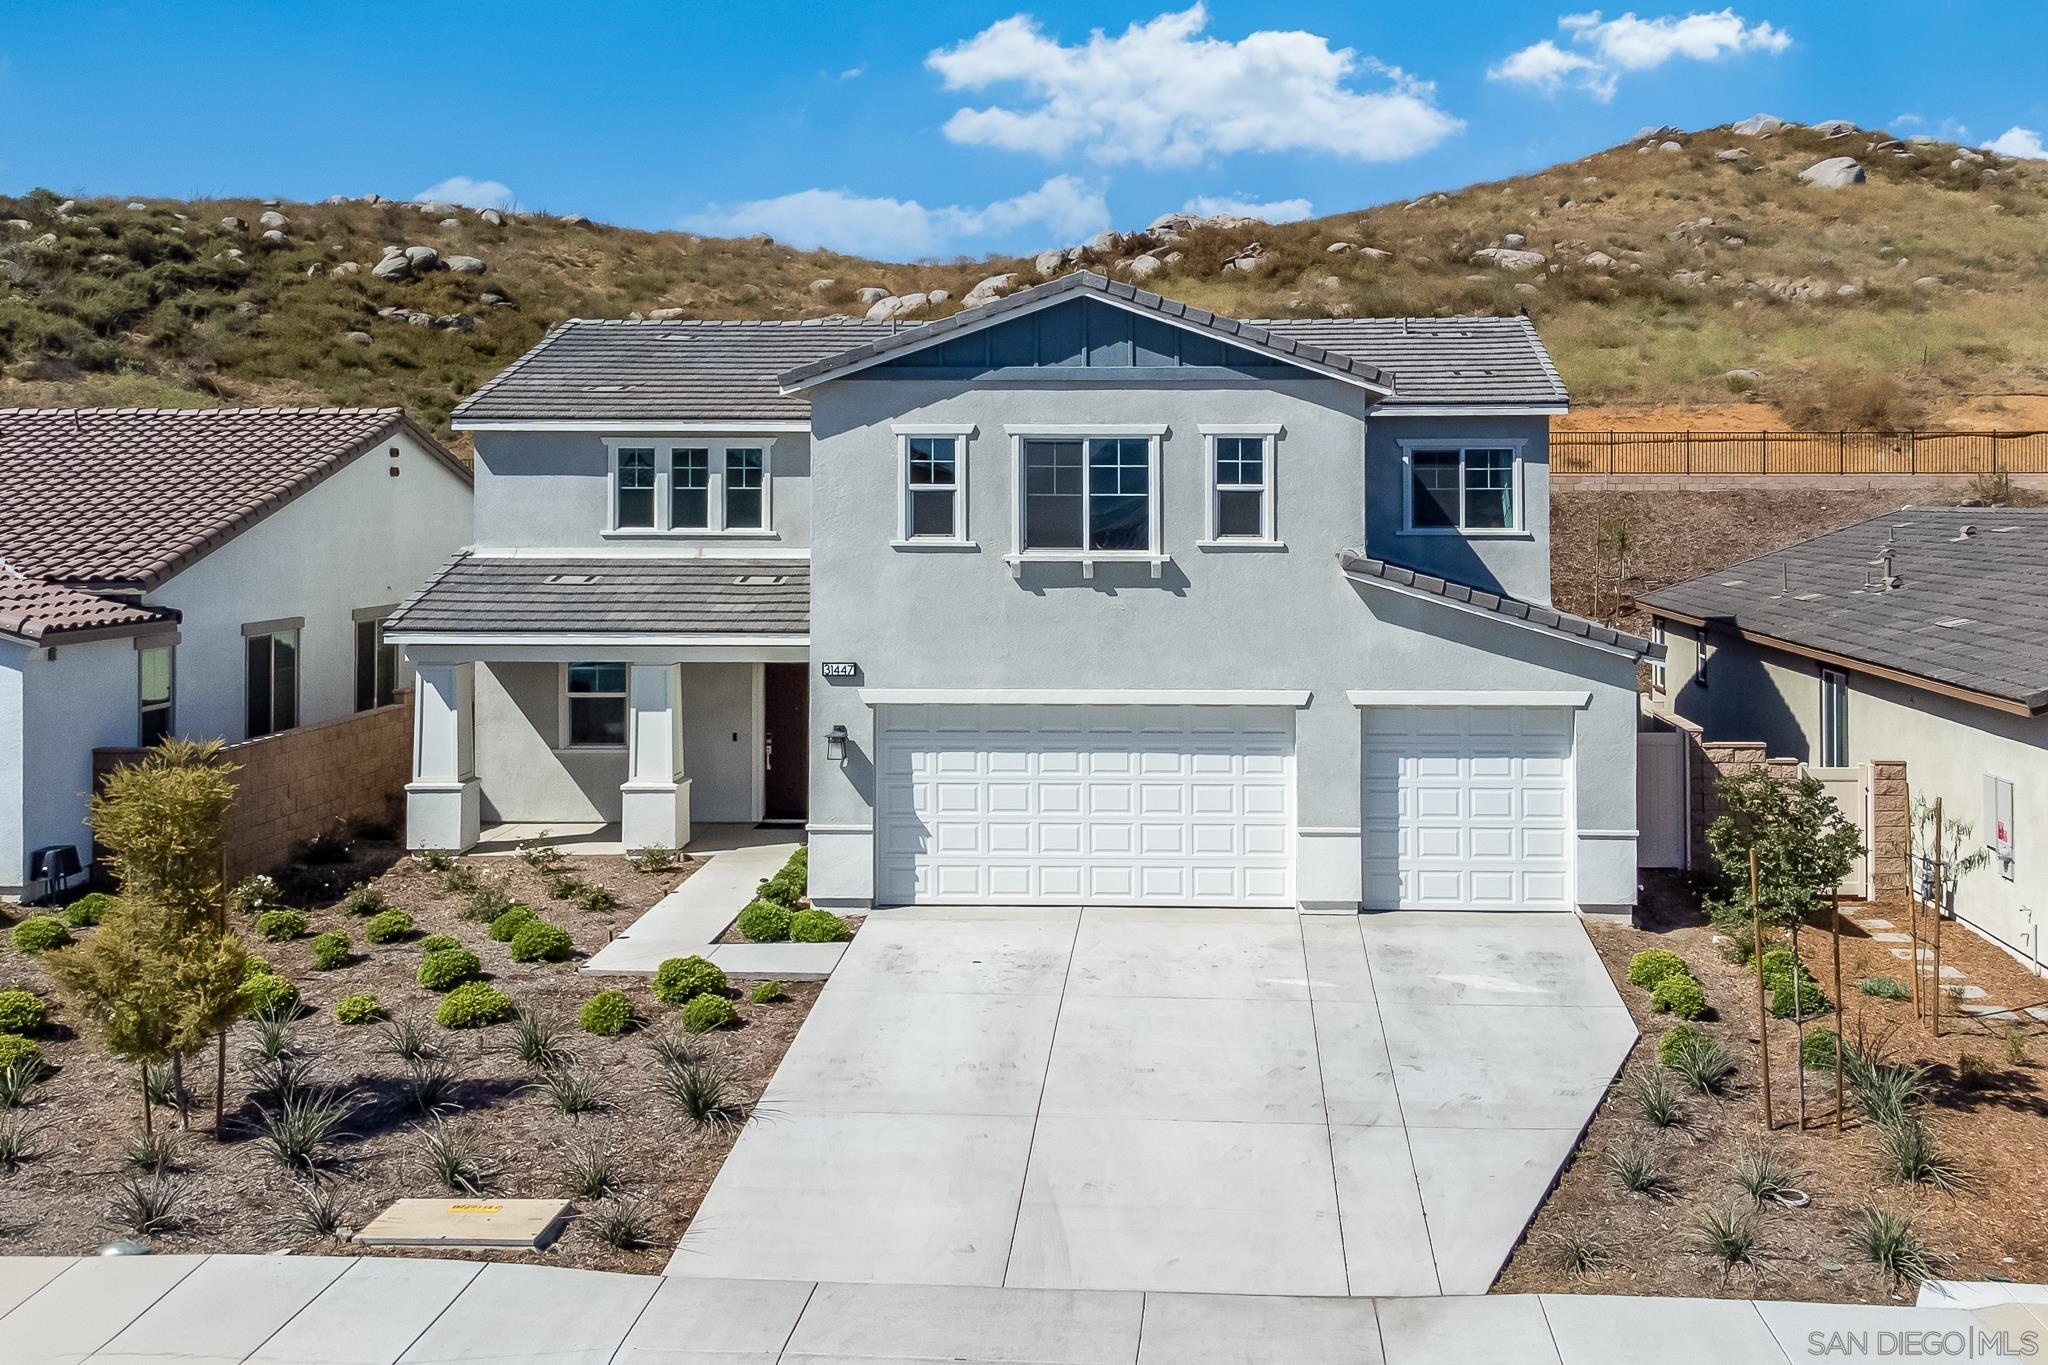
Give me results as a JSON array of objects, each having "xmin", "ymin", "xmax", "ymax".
[{"xmin": 762, "ymin": 663, "xmax": 809, "ymax": 823}]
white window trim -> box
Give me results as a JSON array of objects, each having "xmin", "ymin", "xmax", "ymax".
[
  {"xmin": 1650, "ymin": 622, "xmax": 1668, "ymax": 694},
  {"xmin": 602, "ymin": 437, "xmax": 779, "ymax": 539},
  {"xmin": 1200, "ymin": 428, "xmax": 1280, "ymax": 546},
  {"xmin": 559, "ymin": 661, "xmax": 630, "ymax": 751},
  {"xmin": 1819, "ymin": 667, "xmax": 1848, "ymax": 767},
  {"xmin": 242, "ymin": 625, "xmax": 302, "ymax": 740},
  {"xmin": 893, "ymin": 426, "xmax": 974, "ymax": 547},
  {"xmin": 1696, "ymin": 626, "xmax": 1711, "ymax": 688},
  {"xmin": 1005, "ymin": 429, "xmax": 1168, "ymax": 579},
  {"xmin": 1397, "ymin": 438, "xmax": 1529, "ymax": 537},
  {"xmin": 138, "ymin": 641, "xmax": 175, "ymax": 744}
]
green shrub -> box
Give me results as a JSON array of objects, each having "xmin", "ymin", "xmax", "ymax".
[
  {"xmin": 0, "ymin": 990, "xmax": 47, "ymax": 1034},
  {"xmin": 1772, "ymin": 974, "xmax": 1831, "ymax": 1019},
  {"xmin": 437, "ymin": 981, "xmax": 514, "ymax": 1029},
  {"xmin": 570, "ymin": 883, "xmax": 619, "ymax": 914},
  {"xmin": 340, "ymin": 883, "xmax": 386, "ymax": 917},
  {"xmin": 1859, "ymin": 975, "xmax": 1911, "ymax": 1000},
  {"xmin": 465, "ymin": 880, "xmax": 515, "ymax": 922},
  {"xmin": 627, "ymin": 844, "xmax": 682, "ymax": 873},
  {"xmin": 1656, "ymin": 1024, "xmax": 1709, "ymax": 1068},
  {"xmin": 509, "ymin": 921, "xmax": 574, "ymax": 964},
  {"xmin": 416, "ymin": 934, "xmax": 462, "ymax": 954},
  {"xmin": 652, "ymin": 955, "xmax": 726, "ymax": 1005},
  {"xmin": 1801, "ymin": 1027, "xmax": 1843, "ymax": 1069},
  {"xmin": 335, "ymin": 993, "xmax": 384, "ymax": 1025},
  {"xmin": 309, "ymin": 931, "xmax": 351, "ymax": 971},
  {"xmin": 540, "ymin": 867, "xmax": 583, "ymax": 901},
  {"xmin": 579, "ymin": 990, "xmax": 634, "ymax": 1036},
  {"xmin": 10, "ymin": 917, "xmax": 70, "ymax": 954},
  {"xmin": 417, "ymin": 947, "xmax": 482, "ymax": 991},
  {"xmin": 736, "ymin": 899, "xmax": 792, "ymax": 942},
  {"xmin": 790, "ymin": 909, "xmax": 850, "ymax": 943},
  {"xmin": 1626, "ymin": 949, "xmax": 1689, "ymax": 990},
  {"xmin": 680, "ymin": 993, "xmax": 739, "ymax": 1033},
  {"xmin": 254, "ymin": 909, "xmax": 308, "ymax": 942},
  {"xmin": 363, "ymin": 908, "xmax": 414, "ymax": 944},
  {"xmin": 229, "ymin": 874, "xmax": 283, "ymax": 915},
  {"xmin": 0, "ymin": 1034, "xmax": 42, "ymax": 1072},
  {"xmin": 749, "ymin": 980, "xmax": 786, "ymax": 1005},
  {"xmin": 243, "ymin": 955, "xmax": 273, "ymax": 980},
  {"xmin": 488, "ymin": 906, "xmax": 540, "ymax": 942},
  {"xmin": 62, "ymin": 892, "xmax": 113, "ymax": 928},
  {"xmin": 1650, "ymin": 973, "xmax": 1708, "ymax": 1020},
  {"xmin": 241, "ymin": 972, "xmax": 299, "ymax": 1017}
]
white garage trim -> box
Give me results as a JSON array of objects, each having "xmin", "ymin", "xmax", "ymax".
[
  {"xmin": 1349, "ymin": 690, "xmax": 1591, "ymax": 709},
  {"xmin": 860, "ymin": 688, "xmax": 1311, "ymax": 708}
]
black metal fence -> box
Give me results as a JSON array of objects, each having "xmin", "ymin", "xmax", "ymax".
[{"xmin": 1553, "ymin": 430, "xmax": 2048, "ymax": 476}]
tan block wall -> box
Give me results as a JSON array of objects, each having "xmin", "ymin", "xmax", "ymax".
[{"xmin": 1869, "ymin": 758, "xmax": 1909, "ymax": 896}]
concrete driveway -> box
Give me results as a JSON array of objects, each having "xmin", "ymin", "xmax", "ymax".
[{"xmin": 670, "ymin": 906, "xmax": 1634, "ymax": 1297}]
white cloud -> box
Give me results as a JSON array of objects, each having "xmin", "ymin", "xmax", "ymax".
[
  {"xmin": 1182, "ymin": 194, "xmax": 1314, "ymax": 222},
  {"xmin": 838, "ymin": 65, "xmax": 866, "ymax": 80},
  {"xmin": 1491, "ymin": 9, "xmax": 1790, "ymax": 101},
  {"xmin": 413, "ymin": 176, "xmax": 515, "ymax": 209},
  {"xmin": 926, "ymin": 4, "xmax": 1461, "ymax": 166},
  {"xmin": 1987, "ymin": 126, "xmax": 2046, "ymax": 159},
  {"xmin": 680, "ymin": 174, "xmax": 1109, "ymax": 259}
]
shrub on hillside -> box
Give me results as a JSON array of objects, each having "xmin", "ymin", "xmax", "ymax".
[
  {"xmin": 335, "ymin": 993, "xmax": 384, "ymax": 1025},
  {"xmin": 241, "ymin": 973, "xmax": 299, "ymax": 1017},
  {"xmin": 1627, "ymin": 949, "xmax": 1688, "ymax": 990},
  {"xmin": 509, "ymin": 921, "xmax": 574, "ymax": 964},
  {"xmin": 416, "ymin": 934, "xmax": 462, "ymax": 955},
  {"xmin": 417, "ymin": 947, "xmax": 482, "ymax": 992},
  {"xmin": 488, "ymin": 906, "xmax": 539, "ymax": 942},
  {"xmin": 309, "ymin": 931, "xmax": 352, "ymax": 971},
  {"xmin": 0, "ymin": 990, "xmax": 48, "ymax": 1034},
  {"xmin": 0, "ymin": 1034, "xmax": 43, "ymax": 1072},
  {"xmin": 363, "ymin": 909, "xmax": 414, "ymax": 944},
  {"xmin": 580, "ymin": 990, "xmax": 634, "ymax": 1036},
  {"xmin": 340, "ymin": 883, "xmax": 386, "ymax": 917},
  {"xmin": 9, "ymin": 917, "xmax": 70, "ymax": 954},
  {"xmin": 437, "ymin": 981, "xmax": 514, "ymax": 1029},
  {"xmin": 680, "ymin": 994, "xmax": 739, "ymax": 1033},
  {"xmin": 62, "ymin": 892, "xmax": 113, "ymax": 928},
  {"xmin": 254, "ymin": 909, "xmax": 308, "ymax": 942},
  {"xmin": 1656, "ymin": 1024, "xmax": 1709, "ymax": 1068},
  {"xmin": 1650, "ymin": 973, "xmax": 1708, "ymax": 1020}
]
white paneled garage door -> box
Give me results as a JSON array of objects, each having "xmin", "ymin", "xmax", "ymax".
[
  {"xmin": 876, "ymin": 704, "xmax": 1295, "ymax": 907},
  {"xmin": 1362, "ymin": 707, "xmax": 1573, "ymax": 911}
]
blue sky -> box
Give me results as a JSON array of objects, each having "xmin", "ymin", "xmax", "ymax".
[{"xmin": 3, "ymin": 1, "xmax": 2044, "ymax": 261}]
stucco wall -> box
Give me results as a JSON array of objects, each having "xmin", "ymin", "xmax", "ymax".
[
  {"xmin": 1, "ymin": 644, "xmax": 26, "ymax": 893},
  {"xmin": 9, "ymin": 635, "xmax": 141, "ymax": 894},
  {"xmin": 1363, "ymin": 413, "xmax": 1551, "ymax": 604}
]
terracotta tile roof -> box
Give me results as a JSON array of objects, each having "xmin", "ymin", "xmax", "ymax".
[
  {"xmin": 0, "ymin": 407, "xmax": 467, "ymax": 588},
  {"xmin": 0, "ymin": 574, "xmax": 178, "ymax": 643}
]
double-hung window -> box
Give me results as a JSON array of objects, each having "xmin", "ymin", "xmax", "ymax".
[
  {"xmin": 608, "ymin": 441, "xmax": 773, "ymax": 534},
  {"xmin": 1403, "ymin": 444, "xmax": 1522, "ymax": 533},
  {"xmin": 724, "ymin": 448, "xmax": 766, "ymax": 529},
  {"xmin": 1650, "ymin": 622, "xmax": 1668, "ymax": 695},
  {"xmin": 138, "ymin": 643, "xmax": 174, "ymax": 746},
  {"xmin": 1019, "ymin": 435, "xmax": 1159, "ymax": 554},
  {"xmin": 355, "ymin": 611, "xmax": 398, "ymax": 712},
  {"xmin": 898, "ymin": 433, "xmax": 968, "ymax": 542},
  {"xmin": 1203, "ymin": 430, "xmax": 1278, "ymax": 542},
  {"xmin": 565, "ymin": 662, "xmax": 627, "ymax": 748},
  {"xmin": 671, "ymin": 448, "xmax": 711, "ymax": 529},
  {"xmin": 244, "ymin": 622, "xmax": 300, "ymax": 739},
  {"xmin": 614, "ymin": 446, "xmax": 656, "ymax": 529}
]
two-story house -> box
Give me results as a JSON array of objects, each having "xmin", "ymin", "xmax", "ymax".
[{"xmin": 389, "ymin": 273, "xmax": 1651, "ymax": 915}]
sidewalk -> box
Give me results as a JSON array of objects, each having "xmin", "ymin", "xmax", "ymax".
[{"xmin": 4, "ymin": 1254, "xmax": 2045, "ymax": 1365}]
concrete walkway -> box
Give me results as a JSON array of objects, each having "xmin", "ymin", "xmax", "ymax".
[
  {"xmin": 5, "ymin": 1255, "xmax": 2046, "ymax": 1365},
  {"xmin": 669, "ymin": 906, "xmax": 1635, "ymax": 1297}
]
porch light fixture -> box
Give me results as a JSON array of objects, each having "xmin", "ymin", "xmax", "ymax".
[{"xmin": 825, "ymin": 724, "xmax": 848, "ymax": 762}]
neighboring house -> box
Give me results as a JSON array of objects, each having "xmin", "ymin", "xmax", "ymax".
[
  {"xmin": 0, "ymin": 407, "xmax": 474, "ymax": 899},
  {"xmin": 1642, "ymin": 506, "xmax": 2048, "ymax": 971},
  {"xmin": 391, "ymin": 272, "xmax": 1652, "ymax": 915}
]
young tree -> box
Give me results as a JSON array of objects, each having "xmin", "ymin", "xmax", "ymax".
[
  {"xmin": 1912, "ymin": 794, "xmax": 1991, "ymax": 915},
  {"xmin": 41, "ymin": 900, "xmax": 182, "ymax": 1134},
  {"xmin": 1704, "ymin": 768, "xmax": 1864, "ymax": 938}
]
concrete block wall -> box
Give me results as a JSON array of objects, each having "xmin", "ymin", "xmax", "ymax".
[{"xmin": 1870, "ymin": 758, "xmax": 1909, "ymax": 896}]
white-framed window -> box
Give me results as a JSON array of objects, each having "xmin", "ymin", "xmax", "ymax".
[
  {"xmin": 1400, "ymin": 441, "xmax": 1525, "ymax": 534},
  {"xmin": 1695, "ymin": 626, "xmax": 1711, "ymax": 688},
  {"xmin": 1650, "ymin": 621, "xmax": 1667, "ymax": 695},
  {"xmin": 138, "ymin": 642, "xmax": 174, "ymax": 746},
  {"xmin": 1201, "ymin": 426, "xmax": 1281, "ymax": 544},
  {"xmin": 243, "ymin": 620, "xmax": 301, "ymax": 739},
  {"xmin": 1819, "ymin": 668, "xmax": 1848, "ymax": 766},
  {"xmin": 563, "ymin": 661, "xmax": 628, "ymax": 748},
  {"xmin": 605, "ymin": 439, "xmax": 775, "ymax": 535},
  {"xmin": 894, "ymin": 428, "xmax": 971, "ymax": 543}
]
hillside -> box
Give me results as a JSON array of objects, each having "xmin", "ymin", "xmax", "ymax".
[{"xmin": 3, "ymin": 117, "xmax": 2045, "ymax": 441}]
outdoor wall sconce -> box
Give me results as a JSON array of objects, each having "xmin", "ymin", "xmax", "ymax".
[{"xmin": 825, "ymin": 724, "xmax": 849, "ymax": 762}]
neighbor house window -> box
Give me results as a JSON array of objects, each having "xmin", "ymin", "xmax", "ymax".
[
  {"xmin": 902, "ymin": 435, "xmax": 964, "ymax": 540},
  {"xmin": 138, "ymin": 644, "xmax": 174, "ymax": 746},
  {"xmin": 1404, "ymin": 445, "xmax": 1521, "ymax": 532},
  {"xmin": 1021, "ymin": 436, "xmax": 1158, "ymax": 553},
  {"xmin": 1819, "ymin": 668, "xmax": 1848, "ymax": 766},
  {"xmin": 671, "ymin": 447, "xmax": 711, "ymax": 529},
  {"xmin": 614, "ymin": 446, "xmax": 656, "ymax": 529},
  {"xmin": 724, "ymin": 448, "xmax": 766, "ymax": 529},
  {"xmin": 355, "ymin": 614, "xmax": 398, "ymax": 712},
  {"xmin": 1695, "ymin": 627, "xmax": 1711, "ymax": 688},
  {"xmin": 565, "ymin": 662, "xmax": 627, "ymax": 748},
  {"xmin": 1208, "ymin": 434, "xmax": 1273, "ymax": 541},
  {"xmin": 244, "ymin": 624, "xmax": 300, "ymax": 738},
  {"xmin": 1650, "ymin": 622, "xmax": 1667, "ymax": 695}
]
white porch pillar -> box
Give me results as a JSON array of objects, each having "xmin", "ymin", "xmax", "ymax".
[
  {"xmin": 621, "ymin": 662, "xmax": 690, "ymax": 850},
  {"xmin": 406, "ymin": 663, "xmax": 480, "ymax": 851}
]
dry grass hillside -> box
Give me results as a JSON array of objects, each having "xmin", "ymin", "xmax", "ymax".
[{"xmin": 3, "ymin": 118, "xmax": 2045, "ymax": 440}]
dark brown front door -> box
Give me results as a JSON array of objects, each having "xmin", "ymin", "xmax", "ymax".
[{"xmin": 762, "ymin": 663, "xmax": 809, "ymax": 823}]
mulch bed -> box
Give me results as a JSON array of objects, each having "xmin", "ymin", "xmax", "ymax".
[
  {"xmin": 0, "ymin": 835, "xmax": 825, "ymax": 1271},
  {"xmin": 1497, "ymin": 871, "xmax": 2048, "ymax": 1302}
]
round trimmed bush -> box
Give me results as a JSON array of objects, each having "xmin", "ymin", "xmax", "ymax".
[
  {"xmin": 488, "ymin": 906, "xmax": 540, "ymax": 943},
  {"xmin": 1626, "ymin": 949, "xmax": 1689, "ymax": 991},
  {"xmin": 509, "ymin": 920, "xmax": 574, "ymax": 964},
  {"xmin": 1801, "ymin": 1026, "xmax": 1843, "ymax": 1070},
  {"xmin": 416, "ymin": 934, "xmax": 462, "ymax": 955},
  {"xmin": 757, "ymin": 867, "xmax": 805, "ymax": 908},
  {"xmin": 417, "ymin": 947, "xmax": 482, "ymax": 992},
  {"xmin": 254, "ymin": 909, "xmax": 308, "ymax": 942},
  {"xmin": 580, "ymin": 990, "xmax": 634, "ymax": 1036},
  {"xmin": 10, "ymin": 917, "xmax": 70, "ymax": 954},
  {"xmin": 790, "ymin": 909, "xmax": 850, "ymax": 943},
  {"xmin": 1656, "ymin": 1024, "xmax": 1709, "ymax": 1068},
  {"xmin": 735, "ymin": 899, "xmax": 792, "ymax": 943},
  {"xmin": 652, "ymin": 955, "xmax": 726, "ymax": 1005},
  {"xmin": 749, "ymin": 980, "xmax": 785, "ymax": 1005},
  {"xmin": 335, "ymin": 993, "xmax": 385, "ymax": 1025},
  {"xmin": 62, "ymin": 892, "xmax": 113, "ymax": 928},
  {"xmin": 363, "ymin": 908, "xmax": 414, "ymax": 944},
  {"xmin": 310, "ymin": 931, "xmax": 351, "ymax": 971},
  {"xmin": 0, "ymin": 1033, "xmax": 43, "ymax": 1072},
  {"xmin": 680, "ymin": 993, "xmax": 739, "ymax": 1033},
  {"xmin": 437, "ymin": 980, "xmax": 515, "ymax": 1029},
  {"xmin": 243, "ymin": 955, "xmax": 273, "ymax": 980},
  {"xmin": 1770, "ymin": 974, "xmax": 1830, "ymax": 1020},
  {"xmin": 241, "ymin": 972, "xmax": 299, "ymax": 1017},
  {"xmin": 1650, "ymin": 973, "xmax": 1708, "ymax": 1020},
  {"xmin": 340, "ymin": 883, "xmax": 386, "ymax": 917},
  {"xmin": 0, "ymin": 989, "xmax": 48, "ymax": 1034}
]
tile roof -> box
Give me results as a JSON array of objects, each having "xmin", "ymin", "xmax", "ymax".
[
  {"xmin": 0, "ymin": 574, "xmax": 178, "ymax": 643},
  {"xmin": 0, "ymin": 407, "xmax": 467, "ymax": 589},
  {"xmin": 1339, "ymin": 549, "xmax": 1653, "ymax": 656},
  {"xmin": 383, "ymin": 554, "xmax": 809, "ymax": 638},
  {"xmin": 1637, "ymin": 506, "xmax": 2048, "ymax": 711},
  {"xmin": 452, "ymin": 277, "xmax": 1566, "ymax": 425}
]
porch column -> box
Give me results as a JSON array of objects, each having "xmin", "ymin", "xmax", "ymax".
[
  {"xmin": 406, "ymin": 663, "xmax": 480, "ymax": 851},
  {"xmin": 621, "ymin": 662, "xmax": 690, "ymax": 850}
]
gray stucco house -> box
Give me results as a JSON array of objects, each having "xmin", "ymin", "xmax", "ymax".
[
  {"xmin": 1642, "ymin": 506, "xmax": 2048, "ymax": 971},
  {"xmin": 389, "ymin": 272, "xmax": 1651, "ymax": 915}
]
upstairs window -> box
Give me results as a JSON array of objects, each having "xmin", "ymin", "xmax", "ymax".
[
  {"xmin": 1019, "ymin": 433, "xmax": 1161, "ymax": 556},
  {"xmin": 1650, "ymin": 622, "xmax": 1668, "ymax": 695},
  {"xmin": 671, "ymin": 448, "xmax": 711, "ymax": 529},
  {"xmin": 607, "ymin": 442, "xmax": 772, "ymax": 534},
  {"xmin": 724, "ymin": 448, "xmax": 766, "ymax": 529},
  {"xmin": 139, "ymin": 644, "xmax": 174, "ymax": 746},
  {"xmin": 902, "ymin": 434, "xmax": 966, "ymax": 541},
  {"xmin": 244, "ymin": 623, "xmax": 300, "ymax": 739},
  {"xmin": 565, "ymin": 662, "xmax": 627, "ymax": 748},
  {"xmin": 1023, "ymin": 439, "xmax": 1085, "ymax": 550},
  {"xmin": 1404, "ymin": 445, "xmax": 1521, "ymax": 533},
  {"xmin": 1208, "ymin": 434, "xmax": 1274, "ymax": 541}
]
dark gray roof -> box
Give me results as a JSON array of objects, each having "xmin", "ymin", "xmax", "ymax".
[
  {"xmin": 1339, "ymin": 550, "xmax": 1652, "ymax": 656},
  {"xmin": 1638, "ymin": 507, "xmax": 2048, "ymax": 711},
  {"xmin": 384, "ymin": 555, "xmax": 808, "ymax": 638},
  {"xmin": 1255, "ymin": 316, "xmax": 1567, "ymax": 411}
]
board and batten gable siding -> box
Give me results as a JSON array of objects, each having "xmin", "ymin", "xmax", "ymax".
[
  {"xmin": 872, "ymin": 296, "xmax": 1300, "ymax": 377},
  {"xmin": 470, "ymin": 429, "xmax": 813, "ymax": 553}
]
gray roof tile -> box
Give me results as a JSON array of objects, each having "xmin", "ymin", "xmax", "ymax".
[
  {"xmin": 1340, "ymin": 549, "xmax": 1652, "ymax": 655},
  {"xmin": 384, "ymin": 555, "xmax": 808, "ymax": 637}
]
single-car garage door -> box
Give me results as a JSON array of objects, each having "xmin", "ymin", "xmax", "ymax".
[
  {"xmin": 876, "ymin": 704, "xmax": 1295, "ymax": 907},
  {"xmin": 1362, "ymin": 707, "xmax": 1573, "ymax": 911}
]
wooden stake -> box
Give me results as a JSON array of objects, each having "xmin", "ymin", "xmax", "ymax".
[
  {"xmin": 1792, "ymin": 917, "xmax": 1808, "ymax": 1132},
  {"xmin": 140, "ymin": 1063, "xmax": 153, "ymax": 1138},
  {"xmin": 1751, "ymin": 847, "xmax": 1774, "ymax": 1130},
  {"xmin": 1831, "ymin": 890, "xmax": 1846, "ymax": 1133},
  {"xmin": 1931, "ymin": 798, "xmax": 1945, "ymax": 1040}
]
